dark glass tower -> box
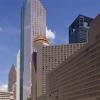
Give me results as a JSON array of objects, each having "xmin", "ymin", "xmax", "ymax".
[{"xmin": 69, "ymin": 15, "xmax": 93, "ymax": 43}]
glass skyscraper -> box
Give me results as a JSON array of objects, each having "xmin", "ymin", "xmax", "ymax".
[
  {"xmin": 69, "ymin": 15, "xmax": 93, "ymax": 43},
  {"xmin": 20, "ymin": 0, "xmax": 46, "ymax": 100}
]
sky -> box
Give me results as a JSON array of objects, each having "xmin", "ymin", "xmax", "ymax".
[{"xmin": 0, "ymin": 0, "xmax": 100, "ymax": 90}]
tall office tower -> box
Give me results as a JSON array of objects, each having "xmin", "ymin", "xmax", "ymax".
[
  {"xmin": 8, "ymin": 64, "xmax": 16, "ymax": 92},
  {"xmin": 20, "ymin": 0, "xmax": 47, "ymax": 100},
  {"xmin": 16, "ymin": 50, "xmax": 20, "ymax": 100},
  {"xmin": 69, "ymin": 15, "xmax": 93, "ymax": 43}
]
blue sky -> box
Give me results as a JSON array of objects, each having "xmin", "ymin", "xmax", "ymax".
[{"xmin": 0, "ymin": 0, "xmax": 100, "ymax": 86}]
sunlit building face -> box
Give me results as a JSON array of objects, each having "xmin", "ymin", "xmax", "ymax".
[{"xmin": 20, "ymin": 0, "xmax": 46, "ymax": 100}]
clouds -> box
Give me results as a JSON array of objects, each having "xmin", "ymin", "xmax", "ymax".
[
  {"xmin": 0, "ymin": 84, "xmax": 8, "ymax": 91},
  {"xmin": 46, "ymin": 27, "xmax": 55, "ymax": 40},
  {"xmin": 1, "ymin": 26, "xmax": 19, "ymax": 35}
]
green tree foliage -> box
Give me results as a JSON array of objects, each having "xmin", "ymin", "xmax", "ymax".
[{"xmin": 27, "ymin": 96, "xmax": 31, "ymax": 100}]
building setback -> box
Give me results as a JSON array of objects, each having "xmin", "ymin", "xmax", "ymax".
[
  {"xmin": 47, "ymin": 15, "xmax": 100, "ymax": 100},
  {"xmin": 8, "ymin": 64, "xmax": 16, "ymax": 92},
  {"xmin": 69, "ymin": 15, "xmax": 93, "ymax": 43}
]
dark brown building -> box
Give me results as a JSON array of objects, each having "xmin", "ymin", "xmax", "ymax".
[
  {"xmin": 46, "ymin": 15, "xmax": 100, "ymax": 100},
  {"xmin": 8, "ymin": 64, "xmax": 16, "ymax": 92}
]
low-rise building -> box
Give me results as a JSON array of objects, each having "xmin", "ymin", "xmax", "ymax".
[{"xmin": 0, "ymin": 91, "xmax": 14, "ymax": 100}]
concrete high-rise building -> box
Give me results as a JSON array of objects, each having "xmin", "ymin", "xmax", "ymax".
[
  {"xmin": 8, "ymin": 64, "xmax": 16, "ymax": 92},
  {"xmin": 16, "ymin": 50, "xmax": 20, "ymax": 100},
  {"xmin": 20, "ymin": 0, "xmax": 46, "ymax": 100},
  {"xmin": 31, "ymin": 42, "xmax": 85, "ymax": 100},
  {"xmin": 41, "ymin": 43, "xmax": 85, "ymax": 96},
  {"xmin": 69, "ymin": 15, "xmax": 93, "ymax": 43},
  {"xmin": 32, "ymin": 40, "xmax": 49, "ymax": 100},
  {"xmin": 47, "ymin": 15, "xmax": 100, "ymax": 100}
]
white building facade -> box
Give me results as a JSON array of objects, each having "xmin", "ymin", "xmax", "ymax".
[
  {"xmin": 16, "ymin": 50, "xmax": 20, "ymax": 100},
  {"xmin": 20, "ymin": 0, "xmax": 46, "ymax": 100}
]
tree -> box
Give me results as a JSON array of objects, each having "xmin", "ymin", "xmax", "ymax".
[{"xmin": 27, "ymin": 96, "xmax": 31, "ymax": 100}]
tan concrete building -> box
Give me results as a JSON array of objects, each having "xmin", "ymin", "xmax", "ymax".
[
  {"xmin": 32, "ymin": 36, "xmax": 50, "ymax": 100},
  {"xmin": 32, "ymin": 38, "xmax": 85, "ymax": 100},
  {"xmin": 42, "ymin": 43, "xmax": 85, "ymax": 95},
  {"xmin": 46, "ymin": 15, "xmax": 100, "ymax": 100},
  {"xmin": 0, "ymin": 91, "xmax": 14, "ymax": 100}
]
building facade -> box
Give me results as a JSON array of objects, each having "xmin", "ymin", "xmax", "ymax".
[
  {"xmin": 16, "ymin": 50, "xmax": 20, "ymax": 100},
  {"xmin": 69, "ymin": 15, "xmax": 93, "ymax": 43},
  {"xmin": 88, "ymin": 14, "xmax": 100, "ymax": 43},
  {"xmin": 0, "ymin": 91, "xmax": 14, "ymax": 100},
  {"xmin": 32, "ymin": 40, "xmax": 49, "ymax": 100},
  {"xmin": 47, "ymin": 15, "xmax": 100, "ymax": 100},
  {"xmin": 8, "ymin": 64, "xmax": 16, "ymax": 92},
  {"xmin": 20, "ymin": 1, "xmax": 33, "ymax": 99},
  {"xmin": 20, "ymin": 0, "xmax": 46, "ymax": 100},
  {"xmin": 42, "ymin": 43, "xmax": 85, "ymax": 95},
  {"xmin": 32, "ymin": 42, "xmax": 85, "ymax": 100}
]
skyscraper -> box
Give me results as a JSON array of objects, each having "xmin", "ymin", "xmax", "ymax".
[
  {"xmin": 20, "ymin": 0, "xmax": 46, "ymax": 100},
  {"xmin": 69, "ymin": 15, "xmax": 93, "ymax": 43},
  {"xmin": 8, "ymin": 64, "xmax": 16, "ymax": 92},
  {"xmin": 16, "ymin": 50, "xmax": 20, "ymax": 100}
]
